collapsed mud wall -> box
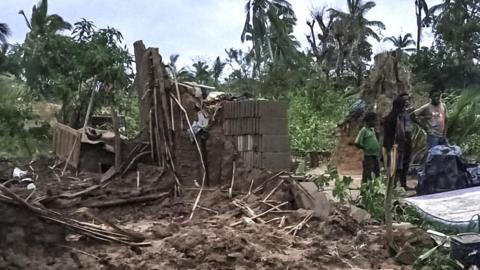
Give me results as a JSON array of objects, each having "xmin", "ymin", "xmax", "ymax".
[
  {"xmin": 0, "ymin": 202, "xmax": 67, "ymax": 269},
  {"xmin": 133, "ymin": 40, "xmax": 233, "ymax": 186},
  {"xmin": 132, "ymin": 40, "xmax": 291, "ymax": 187}
]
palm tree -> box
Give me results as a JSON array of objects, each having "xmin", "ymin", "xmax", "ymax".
[
  {"xmin": 329, "ymin": 0, "xmax": 385, "ymax": 41},
  {"xmin": 191, "ymin": 60, "xmax": 211, "ymax": 84},
  {"xmin": 267, "ymin": 5, "xmax": 300, "ymax": 66},
  {"xmin": 415, "ymin": 0, "xmax": 429, "ymax": 50},
  {"xmin": 18, "ymin": 0, "xmax": 72, "ymax": 98},
  {"xmin": 241, "ymin": 0, "xmax": 296, "ymax": 73},
  {"xmin": 211, "ymin": 57, "xmax": 226, "ymax": 86},
  {"xmin": 329, "ymin": 0, "xmax": 385, "ymax": 84},
  {"xmin": 0, "ymin": 23, "xmax": 11, "ymax": 49},
  {"xmin": 383, "ymin": 33, "xmax": 416, "ymax": 53},
  {"xmin": 19, "ymin": 0, "xmax": 71, "ymax": 35}
]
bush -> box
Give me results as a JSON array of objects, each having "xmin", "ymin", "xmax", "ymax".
[
  {"xmin": 288, "ymin": 80, "xmax": 346, "ymax": 153},
  {"xmin": 359, "ymin": 176, "xmax": 386, "ymax": 221},
  {"xmin": 0, "ymin": 75, "xmax": 50, "ymax": 160}
]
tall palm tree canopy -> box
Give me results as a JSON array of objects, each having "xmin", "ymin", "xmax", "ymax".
[
  {"xmin": 241, "ymin": 0, "xmax": 299, "ymax": 72},
  {"xmin": 329, "ymin": 0, "xmax": 385, "ymax": 42},
  {"xmin": 383, "ymin": 33, "xmax": 416, "ymax": 52},
  {"xmin": 19, "ymin": 0, "xmax": 71, "ymax": 36}
]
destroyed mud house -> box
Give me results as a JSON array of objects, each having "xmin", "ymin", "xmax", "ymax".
[{"xmin": 0, "ymin": 43, "xmax": 437, "ymax": 270}]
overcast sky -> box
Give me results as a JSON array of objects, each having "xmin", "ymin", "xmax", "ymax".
[{"xmin": 0, "ymin": 0, "xmax": 440, "ymax": 68}]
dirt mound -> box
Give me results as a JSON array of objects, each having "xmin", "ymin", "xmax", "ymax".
[{"xmin": 0, "ymin": 203, "xmax": 78, "ymax": 270}]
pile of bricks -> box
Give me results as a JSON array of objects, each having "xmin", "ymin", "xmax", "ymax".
[{"xmin": 223, "ymin": 100, "xmax": 290, "ymax": 171}]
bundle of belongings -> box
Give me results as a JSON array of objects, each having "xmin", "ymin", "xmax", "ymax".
[{"xmin": 417, "ymin": 144, "xmax": 480, "ymax": 195}]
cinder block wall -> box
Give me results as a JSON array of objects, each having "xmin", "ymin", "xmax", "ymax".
[{"xmin": 223, "ymin": 100, "xmax": 290, "ymax": 171}]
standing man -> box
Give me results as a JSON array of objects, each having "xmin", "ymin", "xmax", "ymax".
[
  {"xmin": 412, "ymin": 88, "xmax": 447, "ymax": 149},
  {"xmin": 383, "ymin": 97, "xmax": 407, "ymax": 188}
]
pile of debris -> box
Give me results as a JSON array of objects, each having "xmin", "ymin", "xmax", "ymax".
[
  {"xmin": 0, "ymin": 155, "xmax": 437, "ymax": 269},
  {"xmin": 0, "ymin": 42, "xmax": 435, "ymax": 269}
]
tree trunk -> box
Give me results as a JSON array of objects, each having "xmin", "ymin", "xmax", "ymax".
[
  {"xmin": 83, "ymin": 84, "xmax": 96, "ymax": 129},
  {"xmin": 416, "ymin": 1, "xmax": 422, "ymax": 51},
  {"xmin": 307, "ymin": 21, "xmax": 321, "ymax": 63}
]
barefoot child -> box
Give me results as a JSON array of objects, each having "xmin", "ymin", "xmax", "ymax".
[{"xmin": 354, "ymin": 112, "xmax": 381, "ymax": 183}]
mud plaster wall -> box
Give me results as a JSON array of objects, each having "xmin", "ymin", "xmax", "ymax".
[
  {"xmin": 0, "ymin": 202, "xmax": 66, "ymax": 269},
  {"xmin": 172, "ymin": 91, "xmax": 233, "ymax": 187}
]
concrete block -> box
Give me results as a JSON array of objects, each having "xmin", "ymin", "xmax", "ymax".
[
  {"xmin": 258, "ymin": 101, "xmax": 288, "ymax": 118},
  {"xmin": 260, "ymin": 135, "xmax": 290, "ymax": 152},
  {"xmin": 260, "ymin": 152, "xmax": 290, "ymax": 170},
  {"xmin": 259, "ymin": 117, "xmax": 289, "ymax": 135},
  {"xmin": 349, "ymin": 205, "xmax": 371, "ymax": 223},
  {"xmin": 294, "ymin": 182, "xmax": 331, "ymax": 220}
]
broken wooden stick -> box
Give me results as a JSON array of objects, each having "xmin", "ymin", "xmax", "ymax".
[
  {"xmin": 58, "ymin": 244, "xmax": 101, "ymax": 261},
  {"xmin": 187, "ymin": 203, "xmax": 218, "ymax": 215},
  {"xmin": 248, "ymin": 179, "xmax": 254, "ymax": 195},
  {"xmin": 279, "ymin": 216, "xmax": 286, "ymax": 228},
  {"xmin": 82, "ymin": 192, "xmax": 169, "ymax": 208},
  {"xmin": 153, "ymin": 83, "xmax": 164, "ymax": 168},
  {"xmin": 263, "ymin": 179, "xmax": 284, "ymax": 202},
  {"xmin": 253, "ymin": 171, "xmax": 286, "ymax": 194},
  {"xmin": 288, "ymin": 212, "xmax": 313, "ymax": 236},
  {"xmin": 120, "ymin": 151, "xmax": 151, "ymax": 177},
  {"xmin": 149, "ymin": 109, "xmax": 155, "ymax": 160},
  {"xmin": 136, "ymin": 170, "xmax": 140, "ymax": 189},
  {"xmin": 231, "ymin": 201, "xmax": 288, "ymax": 227},
  {"xmin": 74, "ymin": 207, "xmax": 145, "ymax": 242},
  {"xmin": 229, "ymin": 161, "xmax": 236, "ymax": 199},
  {"xmin": 265, "ymin": 217, "xmax": 283, "ymax": 224},
  {"xmin": 261, "ymin": 201, "xmax": 284, "ymax": 211},
  {"xmin": 25, "ymin": 189, "xmax": 35, "ymax": 202},
  {"xmin": 0, "ymin": 184, "xmax": 150, "ymax": 246},
  {"xmin": 61, "ymin": 136, "xmax": 79, "ymax": 176},
  {"xmin": 232, "ymin": 199, "xmax": 266, "ymax": 223}
]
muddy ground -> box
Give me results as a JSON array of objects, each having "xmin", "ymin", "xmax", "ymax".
[{"xmin": 0, "ymin": 158, "xmax": 431, "ymax": 270}]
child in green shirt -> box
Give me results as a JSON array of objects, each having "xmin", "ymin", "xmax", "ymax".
[{"xmin": 354, "ymin": 112, "xmax": 380, "ymax": 183}]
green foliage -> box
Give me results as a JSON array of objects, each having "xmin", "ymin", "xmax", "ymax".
[
  {"xmin": 393, "ymin": 203, "xmax": 423, "ymax": 225},
  {"xmin": 410, "ymin": 46, "xmax": 480, "ymax": 90},
  {"xmin": 311, "ymin": 165, "xmax": 336, "ymax": 191},
  {"xmin": 288, "ymin": 95, "xmax": 338, "ymax": 152},
  {"xmin": 446, "ymin": 88, "xmax": 480, "ymax": 148},
  {"xmin": 358, "ymin": 176, "xmax": 386, "ymax": 220},
  {"xmin": 288, "ymin": 77, "xmax": 346, "ymax": 153},
  {"xmin": 333, "ymin": 173, "xmax": 353, "ymax": 203},
  {"xmin": 412, "ymin": 0, "xmax": 480, "ymax": 89},
  {"xmin": 462, "ymin": 133, "xmax": 480, "ymax": 159},
  {"xmin": 311, "ymin": 165, "xmax": 352, "ymax": 203},
  {"xmin": 18, "ymin": 4, "xmax": 134, "ymax": 128},
  {"xmin": 116, "ymin": 90, "xmax": 139, "ymax": 138},
  {"xmin": 413, "ymin": 246, "xmax": 456, "ymax": 270},
  {"xmin": 0, "ymin": 75, "xmax": 50, "ymax": 159}
]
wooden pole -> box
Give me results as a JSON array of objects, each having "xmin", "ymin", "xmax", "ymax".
[
  {"xmin": 112, "ymin": 105, "xmax": 121, "ymax": 172},
  {"xmin": 385, "ymin": 145, "xmax": 397, "ymax": 247},
  {"xmin": 83, "ymin": 81, "xmax": 98, "ymax": 129}
]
